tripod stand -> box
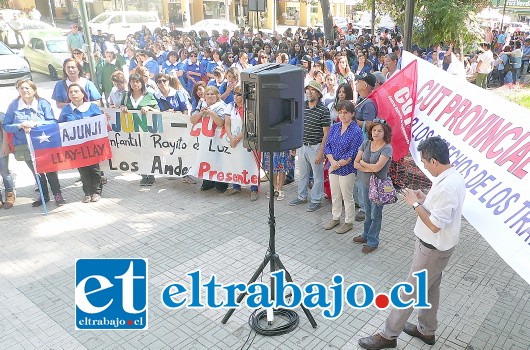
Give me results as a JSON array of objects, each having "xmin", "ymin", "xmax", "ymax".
[{"xmin": 221, "ymin": 151, "xmax": 317, "ymax": 329}]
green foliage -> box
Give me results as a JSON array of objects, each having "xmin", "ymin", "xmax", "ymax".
[{"xmin": 356, "ymin": 0, "xmax": 490, "ymax": 51}]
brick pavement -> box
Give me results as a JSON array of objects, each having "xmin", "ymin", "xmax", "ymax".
[{"xmin": 0, "ymin": 157, "xmax": 529, "ymax": 350}]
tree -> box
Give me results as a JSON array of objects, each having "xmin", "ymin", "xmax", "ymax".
[
  {"xmin": 319, "ymin": 0, "xmax": 334, "ymax": 41},
  {"xmin": 301, "ymin": 0, "xmax": 334, "ymax": 40},
  {"xmin": 357, "ymin": 0, "xmax": 489, "ymax": 52}
]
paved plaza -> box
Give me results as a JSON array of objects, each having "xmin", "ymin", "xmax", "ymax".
[{"xmin": 0, "ymin": 153, "xmax": 529, "ymax": 350}]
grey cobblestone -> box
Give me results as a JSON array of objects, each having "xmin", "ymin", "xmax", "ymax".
[{"xmin": 0, "ymin": 156, "xmax": 528, "ymax": 350}]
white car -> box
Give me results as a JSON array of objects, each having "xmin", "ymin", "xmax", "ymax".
[
  {"xmin": 186, "ymin": 19, "xmax": 239, "ymax": 35},
  {"xmin": 89, "ymin": 11, "xmax": 161, "ymax": 42},
  {"xmin": 4, "ymin": 19, "xmax": 64, "ymax": 48},
  {"xmin": 0, "ymin": 41, "xmax": 32, "ymax": 85}
]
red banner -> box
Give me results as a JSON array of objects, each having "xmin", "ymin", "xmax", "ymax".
[{"xmin": 367, "ymin": 61, "xmax": 418, "ymax": 161}]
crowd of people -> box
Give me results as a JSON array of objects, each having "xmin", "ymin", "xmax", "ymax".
[
  {"xmin": 0, "ymin": 20, "xmax": 522, "ymax": 248},
  {"xmin": 0, "ymin": 20, "xmax": 483, "ymax": 349}
]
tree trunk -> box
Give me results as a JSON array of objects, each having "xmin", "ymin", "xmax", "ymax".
[
  {"xmin": 371, "ymin": 0, "xmax": 376, "ymax": 36},
  {"xmin": 320, "ymin": 0, "xmax": 333, "ymax": 41}
]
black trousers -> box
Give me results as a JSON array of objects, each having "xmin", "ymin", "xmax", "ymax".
[
  {"xmin": 201, "ymin": 179, "xmax": 228, "ymax": 191},
  {"xmin": 78, "ymin": 164, "xmax": 102, "ymax": 196},
  {"xmin": 26, "ymin": 161, "xmax": 61, "ymax": 200}
]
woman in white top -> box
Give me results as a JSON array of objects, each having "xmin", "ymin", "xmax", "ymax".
[
  {"xmin": 321, "ymin": 73, "xmax": 338, "ymax": 107},
  {"xmin": 233, "ymin": 52, "xmax": 251, "ymax": 71},
  {"xmin": 120, "ymin": 73, "xmax": 159, "ymax": 186}
]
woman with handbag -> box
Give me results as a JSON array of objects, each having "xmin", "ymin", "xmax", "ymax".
[
  {"xmin": 3, "ymin": 79, "xmax": 66, "ymax": 207},
  {"xmin": 353, "ymin": 119, "xmax": 393, "ymax": 253}
]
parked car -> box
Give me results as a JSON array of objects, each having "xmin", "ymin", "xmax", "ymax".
[
  {"xmin": 23, "ymin": 36, "xmax": 71, "ymax": 80},
  {"xmin": 0, "ymin": 41, "xmax": 32, "ymax": 85},
  {"xmin": 186, "ymin": 19, "xmax": 239, "ymax": 35},
  {"xmin": 89, "ymin": 11, "xmax": 161, "ymax": 42},
  {"xmin": 4, "ymin": 19, "xmax": 64, "ymax": 49}
]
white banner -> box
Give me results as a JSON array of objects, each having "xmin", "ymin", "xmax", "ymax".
[
  {"xmin": 402, "ymin": 51, "xmax": 530, "ymax": 285},
  {"xmin": 103, "ymin": 109, "xmax": 260, "ymax": 186}
]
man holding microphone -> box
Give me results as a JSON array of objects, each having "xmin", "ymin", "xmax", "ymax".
[{"xmin": 359, "ymin": 137, "xmax": 466, "ymax": 349}]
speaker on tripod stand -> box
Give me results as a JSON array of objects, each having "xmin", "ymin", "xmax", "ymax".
[
  {"xmin": 222, "ymin": 64, "xmax": 318, "ymax": 331},
  {"xmin": 241, "ymin": 63, "xmax": 304, "ymax": 152}
]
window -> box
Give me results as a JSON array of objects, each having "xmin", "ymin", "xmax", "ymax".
[{"xmin": 34, "ymin": 39, "xmax": 45, "ymax": 51}]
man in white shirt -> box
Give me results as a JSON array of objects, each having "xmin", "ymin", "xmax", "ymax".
[
  {"xmin": 383, "ymin": 53, "xmax": 400, "ymax": 80},
  {"xmin": 359, "ymin": 137, "xmax": 466, "ymax": 350},
  {"xmin": 474, "ymin": 42, "xmax": 494, "ymax": 89}
]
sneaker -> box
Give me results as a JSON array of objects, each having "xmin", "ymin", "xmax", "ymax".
[
  {"xmin": 277, "ymin": 191, "xmax": 285, "ymax": 201},
  {"xmin": 91, "ymin": 194, "xmax": 101, "ymax": 202},
  {"xmin": 226, "ymin": 188, "xmax": 241, "ymax": 195},
  {"xmin": 250, "ymin": 191, "xmax": 259, "ymax": 201},
  {"xmin": 335, "ymin": 223, "xmax": 353, "ymax": 234},
  {"xmin": 201, "ymin": 184, "xmax": 214, "ymax": 191},
  {"xmin": 216, "ymin": 187, "xmax": 227, "ymax": 193},
  {"xmin": 146, "ymin": 175, "xmax": 155, "ymax": 186},
  {"xmin": 307, "ymin": 202, "xmax": 321, "ymax": 212},
  {"xmin": 82, "ymin": 195, "xmax": 91, "ymax": 203},
  {"xmin": 355, "ymin": 211, "xmax": 366, "ymax": 222},
  {"xmin": 323, "ymin": 219, "xmax": 340, "ymax": 230},
  {"xmin": 140, "ymin": 176, "xmax": 148, "ymax": 186},
  {"xmin": 32, "ymin": 197, "xmax": 50, "ymax": 207},
  {"xmin": 267, "ymin": 190, "xmax": 278, "ymax": 199},
  {"xmin": 54, "ymin": 193, "xmax": 66, "ymax": 207},
  {"xmin": 289, "ymin": 197, "xmax": 307, "ymax": 206},
  {"xmin": 34, "ymin": 185, "xmax": 39, "ymax": 192}
]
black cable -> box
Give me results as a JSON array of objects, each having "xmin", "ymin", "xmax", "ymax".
[{"xmin": 248, "ymin": 308, "xmax": 299, "ymax": 336}]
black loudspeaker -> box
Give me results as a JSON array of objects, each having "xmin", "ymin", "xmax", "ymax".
[
  {"xmin": 248, "ymin": 0, "xmax": 266, "ymax": 12},
  {"xmin": 241, "ymin": 63, "xmax": 304, "ymax": 152}
]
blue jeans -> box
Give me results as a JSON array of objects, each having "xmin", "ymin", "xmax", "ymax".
[
  {"xmin": 359, "ymin": 180, "xmax": 383, "ymax": 248},
  {"xmin": 232, "ymin": 184, "xmax": 258, "ymax": 192},
  {"xmin": 0, "ymin": 155, "xmax": 14, "ymax": 193},
  {"xmin": 353, "ymin": 176, "xmax": 365, "ymax": 212},
  {"xmin": 296, "ymin": 144, "xmax": 324, "ymax": 204}
]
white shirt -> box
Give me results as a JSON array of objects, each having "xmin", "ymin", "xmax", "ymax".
[
  {"xmin": 415, "ymin": 167, "xmax": 466, "ymax": 251},
  {"xmin": 129, "ymin": 94, "xmax": 145, "ymax": 109},
  {"xmin": 477, "ymin": 50, "xmax": 494, "ymax": 74}
]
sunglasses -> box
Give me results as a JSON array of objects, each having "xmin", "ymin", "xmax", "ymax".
[
  {"xmin": 373, "ymin": 118, "xmax": 388, "ymax": 125},
  {"xmin": 234, "ymin": 92, "xmax": 242, "ymax": 96},
  {"xmin": 156, "ymin": 79, "xmax": 168, "ymax": 84}
]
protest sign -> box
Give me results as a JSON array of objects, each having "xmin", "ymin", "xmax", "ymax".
[{"xmin": 402, "ymin": 51, "xmax": 530, "ymax": 285}]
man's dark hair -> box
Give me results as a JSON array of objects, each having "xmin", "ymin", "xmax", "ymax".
[{"xmin": 417, "ymin": 136, "xmax": 450, "ymax": 165}]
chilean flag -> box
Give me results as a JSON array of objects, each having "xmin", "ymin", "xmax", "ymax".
[
  {"xmin": 29, "ymin": 114, "xmax": 112, "ymax": 173},
  {"xmin": 367, "ymin": 60, "xmax": 418, "ymax": 161}
]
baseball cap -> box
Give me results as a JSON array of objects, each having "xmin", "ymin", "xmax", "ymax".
[
  {"xmin": 301, "ymin": 55, "xmax": 312, "ymax": 63},
  {"xmin": 355, "ymin": 73, "xmax": 376, "ymax": 88}
]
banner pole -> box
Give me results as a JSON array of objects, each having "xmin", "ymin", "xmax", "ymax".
[{"xmin": 26, "ymin": 134, "xmax": 48, "ymax": 216}]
